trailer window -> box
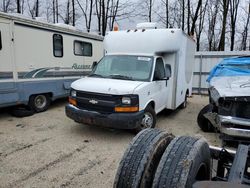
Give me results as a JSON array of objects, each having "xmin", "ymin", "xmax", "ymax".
[
  {"xmin": 74, "ymin": 41, "xmax": 92, "ymax": 56},
  {"xmin": 0, "ymin": 31, "xmax": 2, "ymax": 50},
  {"xmin": 53, "ymin": 34, "xmax": 63, "ymax": 57}
]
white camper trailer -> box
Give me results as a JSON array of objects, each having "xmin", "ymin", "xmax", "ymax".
[
  {"xmin": 66, "ymin": 23, "xmax": 195, "ymax": 132},
  {"xmin": 0, "ymin": 12, "xmax": 103, "ymax": 113}
]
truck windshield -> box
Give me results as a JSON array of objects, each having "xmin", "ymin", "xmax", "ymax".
[{"xmin": 91, "ymin": 55, "xmax": 153, "ymax": 81}]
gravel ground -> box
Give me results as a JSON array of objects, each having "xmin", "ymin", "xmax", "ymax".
[{"xmin": 0, "ymin": 95, "xmax": 221, "ymax": 188}]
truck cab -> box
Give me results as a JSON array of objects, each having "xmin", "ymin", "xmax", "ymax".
[{"xmin": 65, "ymin": 23, "xmax": 195, "ymax": 132}]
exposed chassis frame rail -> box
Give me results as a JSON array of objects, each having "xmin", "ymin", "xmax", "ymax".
[{"xmin": 209, "ymin": 145, "xmax": 250, "ymax": 185}]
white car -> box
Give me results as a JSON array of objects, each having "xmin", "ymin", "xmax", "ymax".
[{"xmin": 197, "ymin": 56, "xmax": 250, "ymax": 143}]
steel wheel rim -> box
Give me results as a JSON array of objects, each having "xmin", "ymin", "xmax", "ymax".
[
  {"xmin": 141, "ymin": 112, "xmax": 153, "ymax": 128},
  {"xmin": 34, "ymin": 95, "xmax": 46, "ymax": 109}
]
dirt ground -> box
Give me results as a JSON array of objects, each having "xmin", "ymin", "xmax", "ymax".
[{"xmin": 0, "ymin": 95, "xmax": 221, "ymax": 188}]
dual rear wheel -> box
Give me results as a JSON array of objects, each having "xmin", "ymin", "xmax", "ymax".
[{"xmin": 114, "ymin": 129, "xmax": 211, "ymax": 188}]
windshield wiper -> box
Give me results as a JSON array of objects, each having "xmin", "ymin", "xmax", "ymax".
[
  {"xmin": 109, "ymin": 74, "xmax": 134, "ymax": 80},
  {"xmin": 88, "ymin": 73, "xmax": 104, "ymax": 78}
]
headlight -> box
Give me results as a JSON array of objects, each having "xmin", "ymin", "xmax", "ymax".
[
  {"xmin": 209, "ymin": 87, "xmax": 220, "ymax": 105},
  {"xmin": 71, "ymin": 90, "xmax": 77, "ymax": 97},
  {"xmin": 122, "ymin": 97, "xmax": 131, "ymax": 105}
]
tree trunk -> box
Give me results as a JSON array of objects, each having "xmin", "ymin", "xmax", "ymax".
[
  {"xmin": 187, "ymin": 0, "xmax": 190, "ymax": 34},
  {"xmin": 88, "ymin": 0, "xmax": 93, "ymax": 32},
  {"xmin": 72, "ymin": 0, "xmax": 75, "ymax": 26},
  {"xmin": 53, "ymin": 0, "xmax": 55, "ymax": 23},
  {"xmin": 241, "ymin": 3, "xmax": 250, "ymax": 51},
  {"xmin": 190, "ymin": 0, "xmax": 202, "ymax": 36},
  {"xmin": 149, "ymin": 0, "xmax": 152, "ymax": 22},
  {"xmin": 101, "ymin": 0, "xmax": 105, "ymax": 35},
  {"xmin": 35, "ymin": 0, "xmax": 39, "ymax": 17},
  {"xmin": 229, "ymin": 0, "xmax": 239, "ymax": 51},
  {"xmin": 56, "ymin": 0, "xmax": 59, "ymax": 23},
  {"xmin": 182, "ymin": 0, "xmax": 185, "ymax": 31},
  {"xmin": 17, "ymin": 0, "xmax": 21, "ymax": 13},
  {"xmin": 218, "ymin": 0, "xmax": 229, "ymax": 51},
  {"xmin": 165, "ymin": 0, "xmax": 169, "ymax": 28}
]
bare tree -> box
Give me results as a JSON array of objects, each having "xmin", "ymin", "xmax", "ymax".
[
  {"xmin": 182, "ymin": 0, "xmax": 185, "ymax": 30},
  {"xmin": 56, "ymin": 0, "xmax": 59, "ymax": 22},
  {"xmin": 2, "ymin": 0, "xmax": 15, "ymax": 12},
  {"xmin": 194, "ymin": 0, "xmax": 208, "ymax": 51},
  {"xmin": 77, "ymin": 0, "xmax": 93, "ymax": 32},
  {"xmin": 72, "ymin": 0, "xmax": 75, "ymax": 26},
  {"xmin": 190, "ymin": 0, "xmax": 202, "ymax": 36},
  {"xmin": 240, "ymin": 3, "xmax": 250, "ymax": 51},
  {"xmin": 35, "ymin": 0, "xmax": 39, "ymax": 17},
  {"xmin": 187, "ymin": 0, "xmax": 190, "ymax": 33},
  {"xmin": 229, "ymin": 0, "xmax": 240, "ymax": 51},
  {"xmin": 206, "ymin": 0, "xmax": 219, "ymax": 51},
  {"xmin": 218, "ymin": 0, "xmax": 229, "ymax": 51},
  {"xmin": 17, "ymin": 0, "xmax": 21, "ymax": 13}
]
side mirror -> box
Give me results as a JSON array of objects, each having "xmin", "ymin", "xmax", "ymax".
[
  {"xmin": 92, "ymin": 61, "xmax": 97, "ymax": 70},
  {"xmin": 165, "ymin": 64, "xmax": 171, "ymax": 80}
]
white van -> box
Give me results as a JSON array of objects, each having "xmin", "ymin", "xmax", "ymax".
[
  {"xmin": 66, "ymin": 23, "xmax": 195, "ymax": 131},
  {"xmin": 0, "ymin": 12, "xmax": 103, "ymax": 112}
]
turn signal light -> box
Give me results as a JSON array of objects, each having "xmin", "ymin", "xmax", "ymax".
[
  {"xmin": 115, "ymin": 106, "xmax": 139, "ymax": 112},
  {"xmin": 69, "ymin": 97, "xmax": 77, "ymax": 106}
]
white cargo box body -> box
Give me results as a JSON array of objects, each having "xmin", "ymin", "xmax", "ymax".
[{"xmin": 104, "ymin": 29, "xmax": 195, "ymax": 109}]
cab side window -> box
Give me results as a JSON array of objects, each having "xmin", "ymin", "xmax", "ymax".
[{"xmin": 154, "ymin": 58, "xmax": 166, "ymax": 80}]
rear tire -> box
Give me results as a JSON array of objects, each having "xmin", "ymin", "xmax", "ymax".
[
  {"xmin": 197, "ymin": 104, "xmax": 214, "ymax": 132},
  {"xmin": 180, "ymin": 94, "xmax": 187, "ymax": 109},
  {"xmin": 152, "ymin": 136, "xmax": 211, "ymax": 188},
  {"xmin": 10, "ymin": 106, "xmax": 34, "ymax": 117},
  {"xmin": 29, "ymin": 94, "xmax": 51, "ymax": 112},
  {"xmin": 114, "ymin": 128, "xmax": 174, "ymax": 188}
]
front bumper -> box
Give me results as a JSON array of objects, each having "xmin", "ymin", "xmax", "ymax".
[
  {"xmin": 65, "ymin": 104, "xmax": 144, "ymax": 129},
  {"xmin": 219, "ymin": 115, "xmax": 250, "ymax": 138}
]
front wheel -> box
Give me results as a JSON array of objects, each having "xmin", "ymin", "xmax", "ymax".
[
  {"xmin": 29, "ymin": 94, "xmax": 51, "ymax": 112},
  {"xmin": 136, "ymin": 106, "xmax": 156, "ymax": 132}
]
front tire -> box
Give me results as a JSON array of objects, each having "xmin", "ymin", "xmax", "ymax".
[
  {"xmin": 29, "ymin": 94, "xmax": 51, "ymax": 112},
  {"xmin": 136, "ymin": 106, "xmax": 156, "ymax": 132},
  {"xmin": 197, "ymin": 104, "xmax": 214, "ymax": 132}
]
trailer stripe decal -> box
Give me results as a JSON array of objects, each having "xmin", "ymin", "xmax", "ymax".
[
  {"xmin": 18, "ymin": 71, "xmax": 91, "ymax": 79},
  {"xmin": 0, "ymin": 72, "xmax": 13, "ymax": 79}
]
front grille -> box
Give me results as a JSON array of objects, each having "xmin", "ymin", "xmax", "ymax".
[
  {"xmin": 218, "ymin": 99, "xmax": 250, "ymax": 119},
  {"xmin": 77, "ymin": 91, "xmax": 119, "ymax": 101},
  {"xmin": 76, "ymin": 91, "xmax": 120, "ymax": 114},
  {"xmin": 77, "ymin": 101, "xmax": 114, "ymax": 113}
]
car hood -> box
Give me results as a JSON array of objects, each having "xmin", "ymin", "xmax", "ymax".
[
  {"xmin": 210, "ymin": 76, "xmax": 250, "ymax": 97},
  {"xmin": 71, "ymin": 77, "xmax": 145, "ymax": 95}
]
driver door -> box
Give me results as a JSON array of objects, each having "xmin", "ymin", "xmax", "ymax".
[{"xmin": 153, "ymin": 57, "xmax": 169, "ymax": 112}]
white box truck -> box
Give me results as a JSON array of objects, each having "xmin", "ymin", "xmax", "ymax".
[
  {"xmin": 65, "ymin": 23, "xmax": 195, "ymax": 132},
  {"xmin": 0, "ymin": 12, "xmax": 103, "ymax": 113}
]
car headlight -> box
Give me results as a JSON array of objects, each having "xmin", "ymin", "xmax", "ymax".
[
  {"xmin": 209, "ymin": 87, "xmax": 220, "ymax": 105},
  {"xmin": 122, "ymin": 97, "xmax": 131, "ymax": 105},
  {"xmin": 71, "ymin": 90, "xmax": 77, "ymax": 97}
]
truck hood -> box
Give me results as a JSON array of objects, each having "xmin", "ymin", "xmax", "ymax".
[
  {"xmin": 71, "ymin": 77, "xmax": 144, "ymax": 95},
  {"xmin": 210, "ymin": 76, "xmax": 250, "ymax": 97}
]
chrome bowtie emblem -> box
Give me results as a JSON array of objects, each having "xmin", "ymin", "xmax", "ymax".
[{"xmin": 89, "ymin": 99, "xmax": 98, "ymax": 104}]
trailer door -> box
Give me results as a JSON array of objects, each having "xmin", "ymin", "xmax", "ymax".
[
  {"xmin": 0, "ymin": 22, "xmax": 14, "ymax": 88},
  {"xmin": 0, "ymin": 21, "xmax": 18, "ymax": 106}
]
